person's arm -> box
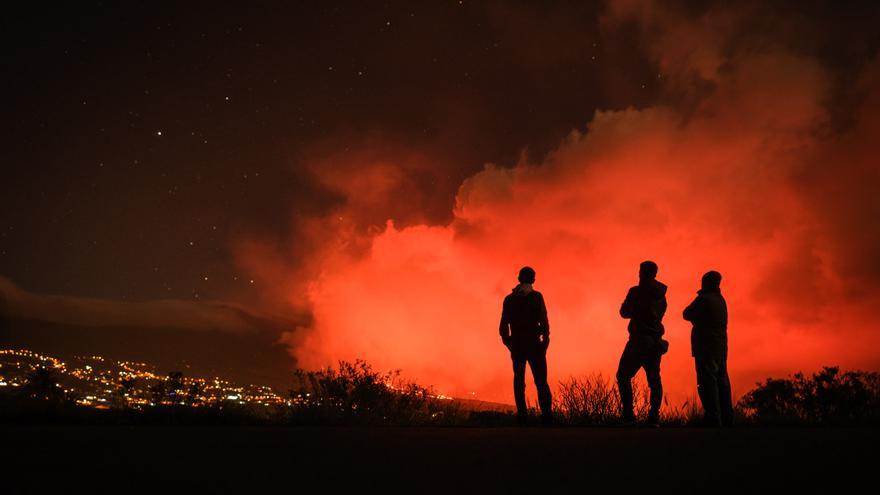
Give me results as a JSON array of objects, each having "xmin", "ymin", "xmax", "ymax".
[
  {"xmin": 499, "ymin": 297, "xmax": 511, "ymax": 348},
  {"xmin": 683, "ymin": 296, "xmax": 701, "ymax": 322},
  {"xmin": 620, "ymin": 288, "xmax": 635, "ymax": 319},
  {"xmin": 538, "ymin": 293, "xmax": 550, "ymax": 348}
]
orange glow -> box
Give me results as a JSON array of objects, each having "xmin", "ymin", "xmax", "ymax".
[{"xmin": 236, "ymin": 18, "xmax": 880, "ymax": 405}]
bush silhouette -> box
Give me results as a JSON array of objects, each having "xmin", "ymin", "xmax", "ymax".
[
  {"xmin": 288, "ymin": 359, "xmax": 459, "ymax": 425},
  {"xmin": 739, "ymin": 366, "xmax": 880, "ymax": 425}
]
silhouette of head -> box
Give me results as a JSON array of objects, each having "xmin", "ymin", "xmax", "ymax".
[
  {"xmin": 518, "ymin": 266, "xmax": 536, "ymax": 284},
  {"xmin": 702, "ymin": 270, "xmax": 722, "ymax": 290},
  {"xmin": 638, "ymin": 261, "xmax": 658, "ymax": 281}
]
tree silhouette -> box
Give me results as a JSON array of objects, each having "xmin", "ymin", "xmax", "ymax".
[{"xmin": 740, "ymin": 366, "xmax": 880, "ymax": 424}]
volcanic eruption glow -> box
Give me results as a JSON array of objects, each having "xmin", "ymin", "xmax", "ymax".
[{"xmin": 236, "ymin": 3, "xmax": 880, "ymax": 404}]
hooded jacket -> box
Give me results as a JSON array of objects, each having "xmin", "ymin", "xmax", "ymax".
[
  {"xmin": 500, "ymin": 284, "xmax": 549, "ymax": 348},
  {"xmin": 619, "ymin": 279, "xmax": 667, "ymax": 339},
  {"xmin": 683, "ymin": 287, "xmax": 728, "ymax": 359}
]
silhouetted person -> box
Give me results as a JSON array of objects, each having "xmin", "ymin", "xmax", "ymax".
[
  {"xmin": 500, "ymin": 266, "xmax": 552, "ymax": 425},
  {"xmin": 683, "ymin": 270, "xmax": 733, "ymax": 427},
  {"xmin": 617, "ymin": 260, "xmax": 667, "ymax": 425}
]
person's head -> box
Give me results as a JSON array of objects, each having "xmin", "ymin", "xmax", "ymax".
[
  {"xmin": 638, "ymin": 261, "xmax": 658, "ymax": 281},
  {"xmin": 701, "ymin": 270, "xmax": 722, "ymax": 290},
  {"xmin": 518, "ymin": 266, "xmax": 536, "ymax": 284}
]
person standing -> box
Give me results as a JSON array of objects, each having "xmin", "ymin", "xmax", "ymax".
[
  {"xmin": 683, "ymin": 270, "xmax": 733, "ymax": 427},
  {"xmin": 617, "ymin": 260, "xmax": 668, "ymax": 426},
  {"xmin": 499, "ymin": 266, "xmax": 552, "ymax": 425}
]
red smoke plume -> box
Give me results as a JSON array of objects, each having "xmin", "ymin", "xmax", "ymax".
[{"xmin": 237, "ymin": 2, "xmax": 880, "ymax": 404}]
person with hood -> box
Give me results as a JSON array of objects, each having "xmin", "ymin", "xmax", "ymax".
[
  {"xmin": 617, "ymin": 260, "xmax": 668, "ymax": 425},
  {"xmin": 499, "ymin": 266, "xmax": 552, "ymax": 425},
  {"xmin": 683, "ymin": 270, "xmax": 733, "ymax": 427}
]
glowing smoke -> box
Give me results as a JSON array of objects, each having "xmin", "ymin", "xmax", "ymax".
[{"xmin": 237, "ymin": 1, "xmax": 880, "ymax": 403}]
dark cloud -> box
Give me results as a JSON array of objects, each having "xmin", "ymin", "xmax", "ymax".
[
  {"xmin": 0, "ymin": 276, "xmax": 298, "ymax": 387},
  {"xmin": 0, "ymin": 276, "xmax": 294, "ymax": 334}
]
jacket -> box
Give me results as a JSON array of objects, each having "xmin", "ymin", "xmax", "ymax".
[
  {"xmin": 500, "ymin": 285, "xmax": 549, "ymax": 349},
  {"xmin": 619, "ymin": 279, "xmax": 667, "ymax": 339},
  {"xmin": 683, "ymin": 287, "xmax": 728, "ymax": 359}
]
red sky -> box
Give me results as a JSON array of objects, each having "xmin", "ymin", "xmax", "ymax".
[{"xmin": 236, "ymin": 1, "xmax": 880, "ymax": 404}]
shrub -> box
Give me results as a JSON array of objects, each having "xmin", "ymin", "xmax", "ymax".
[
  {"xmin": 288, "ymin": 359, "xmax": 456, "ymax": 425},
  {"xmin": 739, "ymin": 366, "xmax": 880, "ymax": 425}
]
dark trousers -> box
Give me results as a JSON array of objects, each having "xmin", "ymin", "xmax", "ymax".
[
  {"xmin": 616, "ymin": 337, "xmax": 663, "ymax": 420},
  {"xmin": 511, "ymin": 344, "xmax": 552, "ymax": 420},
  {"xmin": 695, "ymin": 355, "xmax": 734, "ymax": 426}
]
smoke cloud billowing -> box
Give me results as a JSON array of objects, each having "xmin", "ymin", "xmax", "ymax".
[{"xmin": 237, "ymin": 1, "xmax": 880, "ymax": 402}]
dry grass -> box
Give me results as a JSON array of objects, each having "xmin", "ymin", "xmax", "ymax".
[{"xmin": 554, "ymin": 373, "xmax": 704, "ymax": 426}]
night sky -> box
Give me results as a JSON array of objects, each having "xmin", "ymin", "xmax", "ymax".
[
  {"xmin": 3, "ymin": 1, "xmax": 661, "ymax": 301},
  {"xmin": 3, "ymin": 1, "xmax": 880, "ymax": 400}
]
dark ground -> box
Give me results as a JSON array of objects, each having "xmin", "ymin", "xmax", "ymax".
[{"xmin": 3, "ymin": 425, "xmax": 878, "ymax": 493}]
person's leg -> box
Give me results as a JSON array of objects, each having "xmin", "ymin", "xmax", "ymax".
[
  {"xmin": 616, "ymin": 340, "xmax": 640, "ymax": 421},
  {"xmin": 695, "ymin": 355, "xmax": 721, "ymax": 426},
  {"xmin": 527, "ymin": 346, "xmax": 553, "ymax": 423},
  {"xmin": 511, "ymin": 349, "xmax": 528, "ymax": 424},
  {"xmin": 717, "ymin": 357, "xmax": 734, "ymax": 426},
  {"xmin": 642, "ymin": 346, "xmax": 663, "ymax": 424}
]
